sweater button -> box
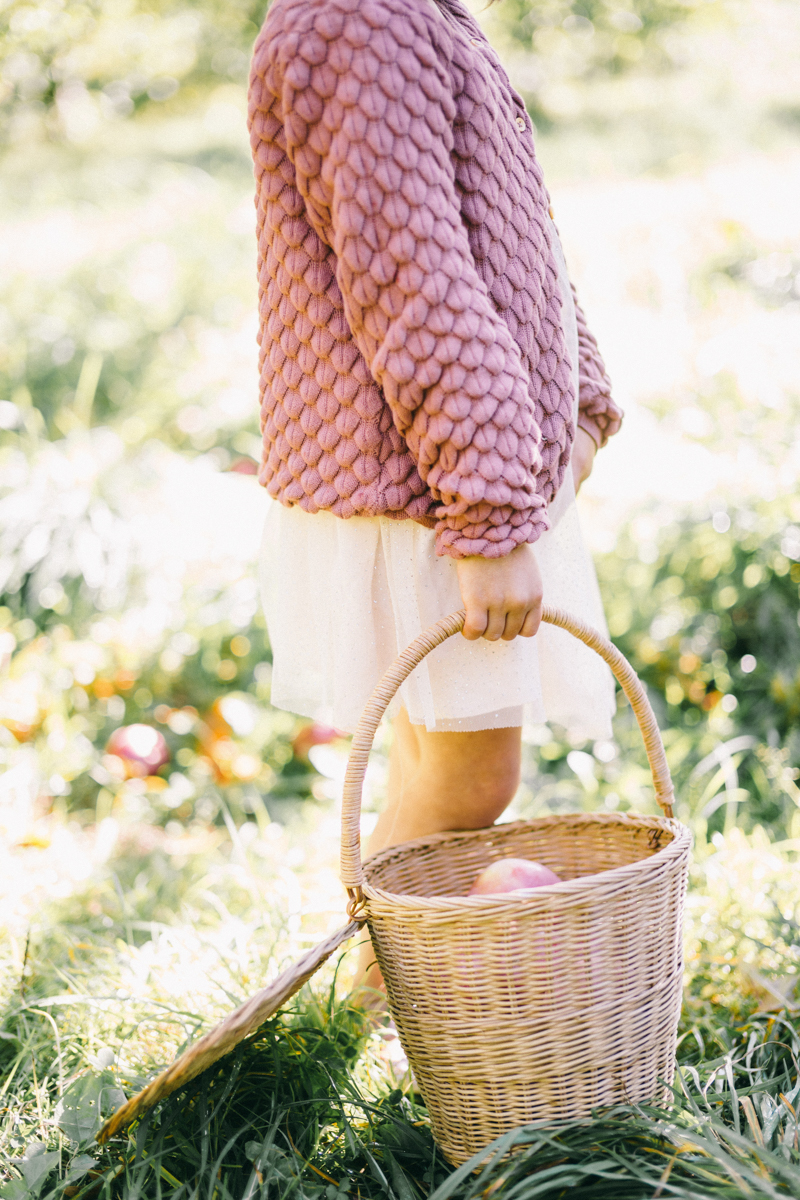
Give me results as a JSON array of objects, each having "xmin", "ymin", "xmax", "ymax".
[
  {"xmin": 470, "ymin": 37, "xmax": 480, "ymax": 45},
  {"xmin": 549, "ymin": 205, "xmax": 554, "ymax": 219},
  {"xmin": 515, "ymin": 115, "xmax": 526, "ymax": 131}
]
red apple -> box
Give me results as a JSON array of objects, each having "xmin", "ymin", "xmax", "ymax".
[
  {"xmin": 468, "ymin": 857, "xmax": 561, "ymax": 895},
  {"xmin": 453, "ymin": 858, "xmax": 565, "ymax": 1019},
  {"xmin": 107, "ymin": 724, "xmax": 170, "ymax": 778},
  {"xmin": 291, "ymin": 722, "xmax": 343, "ymax": 760}
]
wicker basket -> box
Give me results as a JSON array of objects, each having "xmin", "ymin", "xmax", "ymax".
[
  {"xmin": 341, "ymin": 607, "xmax": 691, "ymax": 1166},
  {"xmin": 99, "ymin": 606, "xmax": 690, "ymax": 1158}
]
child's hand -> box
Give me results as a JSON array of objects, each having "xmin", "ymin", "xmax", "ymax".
[
  {"xmin": 571, "ymin": 426, "xmax": 598, "ymax": 492},
  {"xmin": 455, "ymin": 543, "xmax": 543, "ymax": 641}
]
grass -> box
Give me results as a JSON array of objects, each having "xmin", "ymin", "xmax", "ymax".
[
  {"xmin": 2, "ymin": 813, "xmax": 800, "ymax": 1200},
  {"xmin": 4, "ymin": 979, "xmax": 800, "ymax": 1199}
]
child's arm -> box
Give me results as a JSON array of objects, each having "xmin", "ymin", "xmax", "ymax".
[
  {"xmin": 570, "ymin": 282, "xmax": 623, "ymax": 450},
  {"xmin": 571, "ymin": 427, "xmax": 598, "ymax": 492},
  {"xmin": 254, "ymin": 0, "xmax": 551, "ymax": 560}
]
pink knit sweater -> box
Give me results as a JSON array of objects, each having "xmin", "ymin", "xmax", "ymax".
[{"xmin": 248, "ymin": 0, "xmax": 622, "ymax": 558}]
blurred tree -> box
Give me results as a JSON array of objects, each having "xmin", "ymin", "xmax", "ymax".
[
  {"xmin": 0, "ymin": 0, "xmax": 265, "ymax": 143},
  {"xmin": 602, "ymin": 505, "xmax": 800, "ymax": 737},
  {"xmin": 491, "ymin": 0, "xmax": 710, "ymax": 69},
  {"xmin": 593, "ymin": 498, "xmax": 800, "ymax": 837},
  {"xmin": 479, "ymin": 0, "xmax": 724, "ymax": 128},
  {"xmin": 0, "ymin": 0, "xmax": 725, "ymax": 144}
]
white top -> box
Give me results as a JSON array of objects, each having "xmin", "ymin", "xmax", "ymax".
[{"xmin": 259, "ymin": 221, "xmax": 615, "ymax": 739}]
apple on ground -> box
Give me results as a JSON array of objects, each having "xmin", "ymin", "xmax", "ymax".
[{"xmin": 106, "ymin": 724, "xmax": 170, "ymax": 778}]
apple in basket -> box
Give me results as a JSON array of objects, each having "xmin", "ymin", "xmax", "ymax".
[
  {"xmin": 454, "ymin": 858, "xmax": 564, "ymax": 1014},
  {"xmin": 468, "ymin": 857, "xmax": 561, "ymax": 895}
]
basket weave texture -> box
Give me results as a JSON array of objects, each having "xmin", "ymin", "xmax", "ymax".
[
  {"xmin": 98, "ymin": 607, "xmax": 689, "ymax": 1164},
  {"xmin": 340, "ymin": 608, "xmax": 691, "ymax": 1166}
]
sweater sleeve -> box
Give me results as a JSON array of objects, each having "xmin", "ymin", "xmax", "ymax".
[
  {"xmin": 266, "ymin": 0, "xmax": 548, "ymax": 557},
  {"xmin": 570, "ymin": 282, "xmax": 623, "ymax": 449}
]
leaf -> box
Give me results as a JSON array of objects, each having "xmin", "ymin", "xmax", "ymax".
[
  {"xmin": 384, "ymin": 1149, "xmax": 418, "ymax": 1200},
  {"xmin": 55, "ymin": 1075, "xmax": 106, "ymax": 1145},
  {"xmin": 65, "ymin": 1155, "xmax": 97, "ymax": 1183},
  {"xmin": 0, "ymin": 1180, "xmax": 30, "ymax": 1200},
  {"xmin": 55, "ymin": 1069, "xmax": 127, "ymax": 1146},
  {"xmin": 19, "ymin": 1149, "xmax": 61, "ymax": 1193}
]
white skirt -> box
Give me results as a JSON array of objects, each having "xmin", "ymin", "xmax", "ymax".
[
  {"xmin": 258, "ymin": 217, "xmax": 615, "ymax": 739},
  {"xmin": 259, "ymin": 501, "xmax": 615, "ymax": 738}
]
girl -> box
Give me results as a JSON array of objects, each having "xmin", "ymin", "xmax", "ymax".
[{"xmin": 248, "ymin": 0, "xmax": 623, "ymax": 982}]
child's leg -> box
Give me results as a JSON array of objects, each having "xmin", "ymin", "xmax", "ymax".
[
  {"xmin": 353, "ymin": 708, "xmax": 522, "ymax": 995},
  {"xmin": 371, "ymin": 708, "xmax": 522, "ymax": 850}
]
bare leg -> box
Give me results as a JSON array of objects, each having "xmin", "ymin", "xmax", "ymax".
[{"xmin": 353, "ymin": 708, "xmax": 522, "ymax": 995}]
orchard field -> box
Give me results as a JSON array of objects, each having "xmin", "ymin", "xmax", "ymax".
[{"xmin": 2, "ymin": 0, "xmax": 800, "ymax": 1196}]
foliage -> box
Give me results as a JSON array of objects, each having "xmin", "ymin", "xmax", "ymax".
[
  {"xmin": 487, "ymin": 0, "xmax": 714, "ymax": 78},
  {"xmin": 601, "ymin": 500, "xmax": 800, "ymax": 835},
  {"xmin": 606, "ymin": 501, "xmax": 800, "ymax": 735},
  {"xmin": 0, "ymin": 163, "xmax": 258, "ymax": 457},
  {"xmin": 507, "ymin": 498, "xmax": 800, "ymax": 857},
  {"xmin": 0, "ymin": 0, "xmax": 263, "ymax": 143},
  {"xmin": 0, "ymin": 578, "xmax": 329, "ymax": 839},
  {"xmin": 0, "ymin": 0, "xmax": 730, "ymax": 151}
]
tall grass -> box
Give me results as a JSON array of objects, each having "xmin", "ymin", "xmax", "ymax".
[
  {"xmin": 3, "ymin": 982, "xmax": 800, "ymax": 1198},
  {"xmin": 2, "ymin": 828, "xmax": 800, "ymax": 1200}
]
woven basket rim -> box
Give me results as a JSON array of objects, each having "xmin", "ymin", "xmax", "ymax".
[{"xmin": 362, "ymin": 812, "xmax": 692, "ymax": 914}]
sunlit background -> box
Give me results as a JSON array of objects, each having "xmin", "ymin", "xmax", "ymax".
[{"xmin": 2, "ymin": 0, "xmax": 800, "ymax": 1192}]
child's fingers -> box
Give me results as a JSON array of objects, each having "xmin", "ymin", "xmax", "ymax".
[
  {"xmin": 482, "ymin": 605, "xmax": 507, "ymax": 641},
  {"xmin": 462, "ymin": 604, "xmax": 489, "ymax": 640},
  {"xmin": 501, "ymin": 605, "xmax": 528, "ymax": 641},
  {"xmin": 520, "ymin": 605, "xmax": 542, "ymax": 638},
  {"xmin": 456, "ymin": 545, "xmax": 542, "ymax": 641}
]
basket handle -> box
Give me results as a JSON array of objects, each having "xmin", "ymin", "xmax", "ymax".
[{"xmin": 340, "ymin": 606, "xmax": 674, "ymax": 912}]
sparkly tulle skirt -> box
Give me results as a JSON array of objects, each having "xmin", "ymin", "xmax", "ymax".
[{"xmin": 259, "ymin": 495, "xmax": 615, "ymax": 738}]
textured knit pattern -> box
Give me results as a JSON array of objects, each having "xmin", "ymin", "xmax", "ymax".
[{"xmin": 248, "ymin": 0, "xmax": 622, "ymax": 557}]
